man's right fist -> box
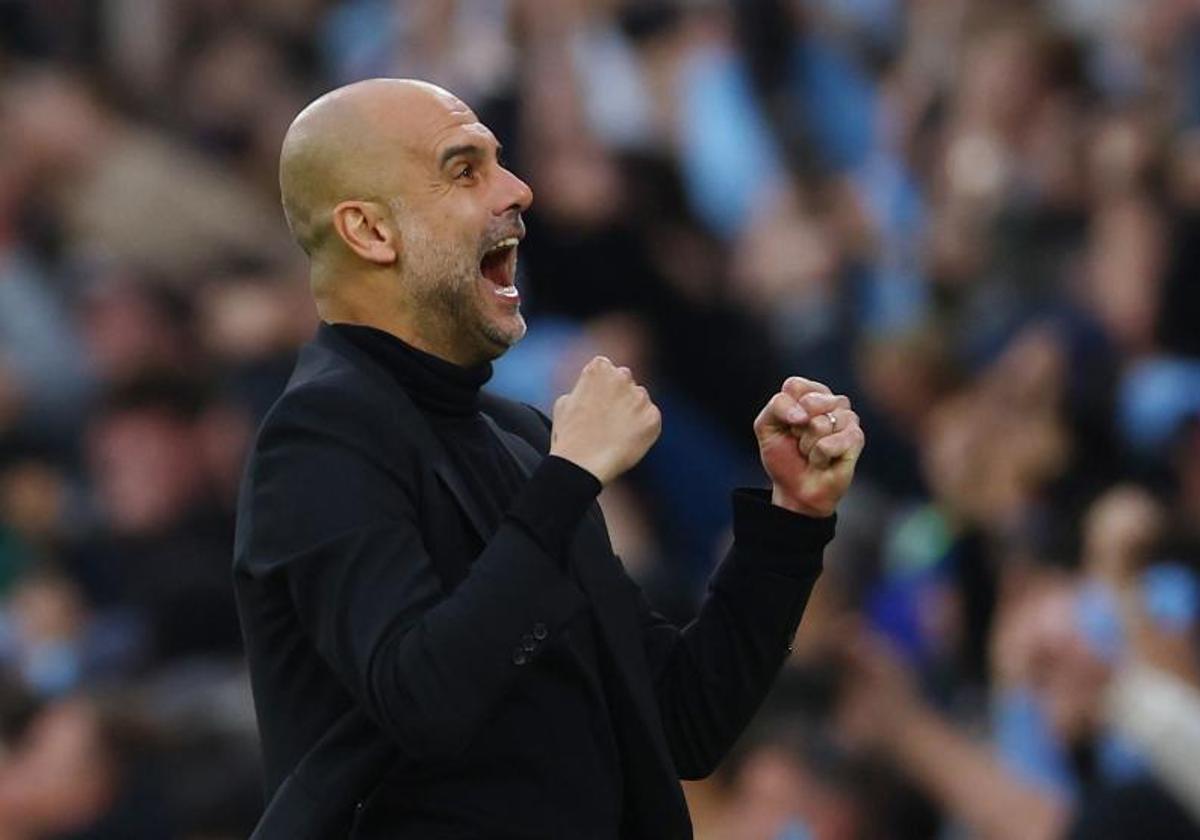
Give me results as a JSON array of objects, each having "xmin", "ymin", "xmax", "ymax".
[{"xmin": 549, "ymin": 356, "xmax": 661, "ymax": 485}]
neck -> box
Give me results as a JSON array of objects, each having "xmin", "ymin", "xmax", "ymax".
[{"xmin": 316, "ymin": 275, "xmax": 479, "ymax": 367}]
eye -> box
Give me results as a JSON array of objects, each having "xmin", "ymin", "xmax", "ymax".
[{"xmin": 455, "ymin": 163, "xmax": 475, "ymax": 180}]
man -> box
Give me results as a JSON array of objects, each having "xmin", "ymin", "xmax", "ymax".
[{"xmin": 234, "ymin": 78, "xmax": 865, "ymax": 839}]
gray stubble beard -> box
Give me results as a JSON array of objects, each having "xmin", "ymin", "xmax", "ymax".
[{"xmin": 397, "ymin": 210, "xmax": 526, "ymax": 361}]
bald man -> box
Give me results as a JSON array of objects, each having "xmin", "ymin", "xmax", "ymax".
[{"xmin": 233, "ymin": 79, "xmax": 864, "ymax": 839}]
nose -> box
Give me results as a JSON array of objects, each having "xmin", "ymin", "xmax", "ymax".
[{"xmin": 495, "ymin": 165, "xmax": 533, "ymax": 215}]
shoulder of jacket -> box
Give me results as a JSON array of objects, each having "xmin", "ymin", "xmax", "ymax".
[
  {"xmin": 252, "ymin": 349, "xmax": 414, "ymax": 466},
  {"xmin": 264, "ymin": 372, "xmax": 382, "ymax": 431}
]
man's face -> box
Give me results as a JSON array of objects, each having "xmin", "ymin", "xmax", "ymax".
[{"xmin": 388, "ymin": 95, "xmax": 533, "ymax": 365}]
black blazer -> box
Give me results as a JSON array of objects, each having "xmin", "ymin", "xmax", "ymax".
[{"xmin": 233, "ymin": 324, "xmax": 832, "ymax": 839}]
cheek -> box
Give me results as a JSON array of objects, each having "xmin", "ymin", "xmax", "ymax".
[
  {"xmin": 424, "ymin": 198, "xmax": 484, "ymax": 243},
  {"xmin": 402, "ymin": 230, "xmax": 467, "ymax": 280}
]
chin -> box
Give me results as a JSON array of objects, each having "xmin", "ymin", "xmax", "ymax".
[{"xmin": 482, "ymin": 314, "xmax": 527, "ymax": 356}]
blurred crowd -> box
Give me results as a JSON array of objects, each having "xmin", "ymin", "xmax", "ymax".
[{"xmin": 1, "ymin": 0, "xmax": 1199, "ymax": 837}]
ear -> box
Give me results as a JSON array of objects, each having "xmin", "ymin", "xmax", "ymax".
[{"xmin": 330, "ymin": 200, "xmax": 399, "ymax": 265}]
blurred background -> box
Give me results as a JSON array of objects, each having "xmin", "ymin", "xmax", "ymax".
[{"xmin": 0, "ymin": 0, "xmax": 1199, "ymax": 837}]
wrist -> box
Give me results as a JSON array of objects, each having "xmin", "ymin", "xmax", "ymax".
[
  {"xmin": 548, "ymin": 446, "xmax": 608, "ymax": 486},
  {"xmin": 771, "ymin": 485, "xmax": 834, "ymax": 518}
]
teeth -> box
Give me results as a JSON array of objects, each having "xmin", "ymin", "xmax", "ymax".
[
  {"xmin": 486, "ymin": 237, "xmax": 520, "ymax": 255},
  {"xmin": 494, "ymin": 285, "xmax": 519, "ymax": 298}
]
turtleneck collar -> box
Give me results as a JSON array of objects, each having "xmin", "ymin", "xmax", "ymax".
[{"xmin": 326, "ymin": 321, "xmax": 492, "ymax": 417}]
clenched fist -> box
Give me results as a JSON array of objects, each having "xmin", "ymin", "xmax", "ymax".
[
  {"xmin": 754, "ymin": 376, "xmax": 865, "ymax": 517},
  {"xmin": 550, "ymin": 356, "xmax": 662, "ymax": 485}
]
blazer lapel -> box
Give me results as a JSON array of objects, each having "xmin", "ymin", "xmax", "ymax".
[
  {"xmin": 388, "ymin": 391, "xmax": 492, "ymax": 590},
  {"xmin": 429, "ymin": 448, "xmax": 490, "ymax": 543}
]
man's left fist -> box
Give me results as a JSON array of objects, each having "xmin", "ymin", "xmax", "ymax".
[{"xmin": 753, "ymin": 376, "xmax": 865, "ymax": 518}]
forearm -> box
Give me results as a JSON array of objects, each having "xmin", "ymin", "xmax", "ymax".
[
  {"xmin": 887, "ymin": 705, "xmax": 1069, "ymax": 840},
  {"xmin": 646, "ymin": 490, "xmax": 832, "ymax": 778},
  {"xmin": 290, "ymin": 457, "xmax": 599, "ymax": 762},
  {"xmin": 363, "ymin": 520, "xmax": 584, "ymax": 758}
]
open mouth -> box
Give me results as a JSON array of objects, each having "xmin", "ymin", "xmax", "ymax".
[{"xmin": 480, "ymin": 237, "xmax": 520, "ymax": 299}]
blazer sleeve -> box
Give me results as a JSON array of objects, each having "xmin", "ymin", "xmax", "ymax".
[
  {"xmin": 242, "ymin": 387, "xmax": 596, "ymax": 764},
  {"xmin": 634, "ymin": 488, "xmax": 834, "ymax": 779},
  {"xmin": 489, "ymin": 400, "xmax": 831, "ymax": 779}
]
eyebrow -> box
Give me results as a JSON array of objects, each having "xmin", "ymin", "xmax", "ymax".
[{"xmin": 438, "ymin": 141, "xmax": 502, "ymax": 168}]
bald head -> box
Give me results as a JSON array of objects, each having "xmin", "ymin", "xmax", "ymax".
[
  {"xmin": 278, "ymin": 77, "xmax": 534, "ymax": 366},
  {"xmin": 278, "ymin": 78, "xmax": 471, "ymax": 257}
]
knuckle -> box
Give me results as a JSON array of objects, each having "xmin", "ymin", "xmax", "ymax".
[
  {"xmin": 789, "ymin": 375, "xmax": 830, "ymax": 393},
  {"xmin": 784, "ymin": 376, "xmax": 811, "ymax": 396}
]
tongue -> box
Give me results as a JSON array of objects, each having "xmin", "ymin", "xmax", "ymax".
[{"xmin": 481, "ymin": 249, "xmax": 512, "ymax": 286}]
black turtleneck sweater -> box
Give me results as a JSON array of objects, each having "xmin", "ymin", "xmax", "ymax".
[{"xmin": 330, "ymin": 322, "xmax": 624, "ymax": 835}]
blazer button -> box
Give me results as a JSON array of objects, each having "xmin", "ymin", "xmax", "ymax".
[
  {"xmin": 521, "ymin": 634, "xmax": 536, "ymax": 652},
  {"xmin": 513, "ymin": 648, "xmax": 528, "ymax": 666},
  {"xmin": 532, "ymin": 622, "xmax": 548, "ymax": 641}
]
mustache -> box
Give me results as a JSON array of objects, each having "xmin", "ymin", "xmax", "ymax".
[{"xmin": 479, "ymin": 214, "xmax": 526, "ymax": 254}]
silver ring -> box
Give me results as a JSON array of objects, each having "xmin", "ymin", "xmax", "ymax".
[{"xmin": 827, "ymin": 412, "xmax": 838, "ymax": 430}]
